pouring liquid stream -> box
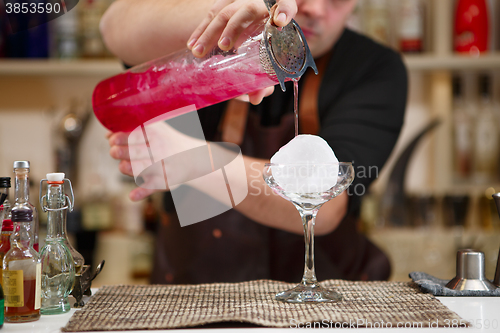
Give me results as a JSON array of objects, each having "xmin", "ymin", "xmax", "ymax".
[{"xmin": 293, "ymin": 78, "xmax": 299, "ymax": 137}]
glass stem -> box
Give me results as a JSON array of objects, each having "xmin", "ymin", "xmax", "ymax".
[{"xmin": 300, "ymin": 207, "xmax": 319, "ymax": 286}]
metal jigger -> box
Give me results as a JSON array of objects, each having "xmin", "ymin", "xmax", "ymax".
[
  {"xmin": 446, "ymin": 250, "xmax": 497, "ymax": 291},
  {"xmin": 490, "ymin": 193, "xmax": 500, "ymax": 287}
]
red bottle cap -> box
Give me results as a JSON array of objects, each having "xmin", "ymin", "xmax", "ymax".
[{"xmin": 2, "ymin": 219, "xmax": 13, "ymax": 232}]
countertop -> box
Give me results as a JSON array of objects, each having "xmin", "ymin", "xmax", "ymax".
[{"xmin": 3, "ymin": 294, "xmax": 499, "ymax": 332}]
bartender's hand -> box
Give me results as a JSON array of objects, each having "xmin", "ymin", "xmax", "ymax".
[
  {"xmin": 188, "ymin": 0, "xmax": 293, "ymax": 104},
  {"xmin": 187, "ymin": 0, "xmax": 297, "ymax": 58},
  {"xmin": 108, "ymin": 122, "xmax": 206, "ymax": 201}
]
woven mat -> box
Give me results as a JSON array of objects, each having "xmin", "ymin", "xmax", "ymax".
[{"xmin": 63, "ymin": 280, "xmax": 467, "ymax": 331}]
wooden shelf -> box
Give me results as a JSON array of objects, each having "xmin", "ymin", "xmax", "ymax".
[
  {"xmin": 404, "ymin": 53, "xmax": 500, "ymax": 71},
  {"xmin": 1, "ymin": 53, "xmax": 500, "ymax": 76},
  {"xmin": 0, "ymin": 59, "xmax": 124, "ymax": 76}
]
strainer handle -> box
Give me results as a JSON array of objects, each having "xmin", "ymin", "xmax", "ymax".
[{"xmin": 263, "ymin": 0, "xmax": 276, "ymax": 11}]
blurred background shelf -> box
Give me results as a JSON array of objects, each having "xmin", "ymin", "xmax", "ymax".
[
  {"xmin": 1, "ymin": 53, "xmax": 500, "ymax": 76},
  {"xmin": 404, "ymin": 53, "xmax": 500, "ymax": 71},
  {"xmin": 0, "ymin": 59, "xmax": 123, "ymax": 76}
]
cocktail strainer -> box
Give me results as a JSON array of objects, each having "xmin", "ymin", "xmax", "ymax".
[{"xmin": 260, "ymin": 0, "xmax": 318, "ymax": 91}]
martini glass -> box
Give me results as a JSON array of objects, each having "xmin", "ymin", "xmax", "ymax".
[{"xmin": 263, "ymin": 162, "xmax": 354, "ymax": 303}]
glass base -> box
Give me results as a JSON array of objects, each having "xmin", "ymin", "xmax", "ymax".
[
  {"xmin": 275, "ymin": 282, "xmax": 342, "ymax": 303},
  {"xmin": 41, "ymin": 297, "xmax": 71, "ymax": 315}
]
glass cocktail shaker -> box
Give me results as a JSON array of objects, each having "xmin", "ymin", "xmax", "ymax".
[{"xmin": 92, "ymin": 5, "xmax": 317, "ymax": 133}]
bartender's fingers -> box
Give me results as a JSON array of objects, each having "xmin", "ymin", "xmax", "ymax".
[
  {"xmin": 188, "ymin": 0, "xmax": 236, "ymax": 56},
  {"xmin": 269, "ymin": 0, "xmax": 297, "ymax": 26},
  {"xmin": 118, "ymin": 160, "xmax": 134, "ymax": 177},
  {"xmin": 213, "ymin": 2, "xmax": 269, "ymax": 52},
  {"xmin": 189, "ymin": 0, "xmax": 297, "ymax": 57},
  {"xmin": 129, "ymin": 187, "xmax": 157, "ymax": 202},
  {"xmin": 248, "ymin": 86, "xmax": 275, "ymax": 104},
  {"xmin": 109, "ymin": 143, "xmax": 151, "ymax": 161}
]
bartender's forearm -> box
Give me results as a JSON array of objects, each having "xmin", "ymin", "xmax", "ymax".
[
  {"xmin": 100, "ymin": 0, "xmax": 215, "ymax": 65},
  {"xmin": 192, "ymin": 156, "xmax": 348, "ymax": 236}
]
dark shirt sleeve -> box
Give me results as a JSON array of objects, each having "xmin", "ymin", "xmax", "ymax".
[{"xmin": 318, "ymin": 30, "xmax": 408, "ymax": 198}]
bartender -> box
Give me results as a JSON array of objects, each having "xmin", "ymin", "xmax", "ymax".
[{"xmin": 103, "ymin": 0, "xmax": 407, "ymax": 284}]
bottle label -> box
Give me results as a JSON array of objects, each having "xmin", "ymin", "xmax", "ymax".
[
  {"xmin": 35, "ymin": 263, "xmax": 41, "ymax": 310},
  {"xmin": 3, "ymin": 270, "xmax": 24, "ymax": 307}
]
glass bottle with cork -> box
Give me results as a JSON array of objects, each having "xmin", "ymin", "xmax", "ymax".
[
  {"xmin": 39, "ymin": 173, "xmax": 76, "ymax": 314},
  {"xmin": 11, "ymin": 161, "xmax": 39, "ymax": 252},
  {"xmin": 2, "ymin": 209, "xmax": 41, "ymax": 322}
]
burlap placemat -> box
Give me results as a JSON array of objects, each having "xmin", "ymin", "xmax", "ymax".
[{"xmin": 63, "ymin": 280, "xmax": 468, "ymax": 331}]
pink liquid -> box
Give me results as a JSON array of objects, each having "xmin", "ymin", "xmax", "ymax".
[
  {"xmin": 293, "ymin": 78, "xmax": 299, "ymax": 137},
  {"xmin": 93, "ymin": 49, "xmax": 279, "ymax": 133}
]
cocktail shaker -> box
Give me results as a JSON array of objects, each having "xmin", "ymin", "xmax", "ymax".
[{"xmin": 92, "ymin": 1, "xmax": 317, "ymax": 133}]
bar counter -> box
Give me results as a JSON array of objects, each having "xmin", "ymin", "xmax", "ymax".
[{"xmin": 3, "ymin": 293, "xmax": 499, "ymax": 332}]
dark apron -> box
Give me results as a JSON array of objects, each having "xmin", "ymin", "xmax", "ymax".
[{"xmin": 151, "ymin": 110, "xmax": 391, "ymax": 284}]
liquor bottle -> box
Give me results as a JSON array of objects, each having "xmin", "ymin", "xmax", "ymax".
[
  {"xmin": 0, "ymin": 1, "xmax": 7, "ymax": 58},
  {"xmin": 454, "ymin": 0, "xmax": 490, "ymax": 54},
  {"xmin": 51, "ymin": 3, "xmax": 80, "ymax": 58},
  {"xmin": 473, "ymin": 74, "xmax": 499, "ymax": 183},
  {"xmin": 3, "ymin": 209, "xmax": 41, "ymax": 322},
  {"xmin": 0, "ymin": 213, "xmax": 14, "ymax": 288},
  {"xmin": 39, "ymin": 173, "xmax": 75, "ymax": 314},
  {"xmin": 0, "ymin": 282, "xmax": 4, "ymax": 328},
  {"xmin": 451, "ymin": 76, "xmax": 473, "ymax": 180},
  {"xmin": 0, "ymin": 177, "xmax": 10, "ymax": 207},
  {"xmin": 80, "ymin": 0, "xmax": 107, "ymax": 58},
  {"xmin": 11, "ymin": 161, "xmax": 39, "ymax": 252},
  {"xmin": 397, "ymin": 0, "xmax": 424, "ymax": 53},
  {"xmin": 0, "ymin": 177, "xmax": 12, "ymax": 287},
  {"xmin": 363, "ymin": 0, "xmax": 391, "ymax": 46}
]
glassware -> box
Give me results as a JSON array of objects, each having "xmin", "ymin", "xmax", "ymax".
[
  {"xmin": 11, "ymin": 161, "xmax": 39, "ymax": 252},
  {"xmin": 2, "ymin": 209, "xmax": 41, "ymax": 322},
  {"xmin": 92, "ymin": 12, "xmax": 317, "ymax": 133},
  {"xmin": 39, "ymin": 173, "xmax": 76, "ymax": 314},
  {"xmin": 39, "ymin": 173, "xmax": 84, "ymax": 274},
  {"xmin": 263, "ymin": 162, "xmax": 354, "ymax": 303}
]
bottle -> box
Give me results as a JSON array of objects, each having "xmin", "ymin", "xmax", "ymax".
[
  {"xmin": 51, "ymin": 4, "xmax": 80, "ymax": 58},
  {"xmin": 0, "ymin": 2, "xmax": 7, "ymax": 58},
  {"xmin": 473, "ymin": 74, "xmax": 499, "ymax": 183},
  {"xmin": 0, "ymin": 176, "xmax": 10, "ymax": 208},
  {"xmin": 454, "ymin": 0, "xmax": 490, "ymax": 55},
  {"xmin": 40, "ymin": 175, "xmax": 85, "ymax": 275},
  {"xmin": 0, "ymin": 282, "xmax": 4, "ymax": 328},
  {"xmin": 3, "ymin": 209, "xmax": 41, "ymax": 323},
  {"xmin": 11, "ymin": 161, "xmax": 39, "ymax": 252},
  {"xmin": 397, "ymin": 0, "xmax": 424, "ymax": 53},
  {"xmin": 80, "ymin": 0, "xmax": 107, "ymax": 58},
  {"xmin": 451, "ymin": 76, "xmax": 473, "ymax": 180},
  {"xmin": 363, "ymin": 0, "xmax": 391, "ymax": 46},
  {"xmin": 0, "ymin": 177, "xmax": 12, "ymax": 287},
  {"xmin": 0, "ymin": 214, "xmax": 14, "ymax": 288},
  {"xmin": 26, "ymin": 0, "xmax": 49, "ymax": 58},
  {"xmin": 39, "ymin": 173, "xmax": 75, "ymax": 314},
  {"xmin": 92, "ymin": 18, "xmax": 317, "ymax": 132}
]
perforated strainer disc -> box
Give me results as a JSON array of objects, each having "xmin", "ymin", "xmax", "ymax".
[{"xmin": 260, "ymin": 0, "xmax": 317, "ymax": 91}]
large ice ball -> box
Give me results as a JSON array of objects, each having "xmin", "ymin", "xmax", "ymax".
[{"xmin": 270, "ymin": 135, "xmax": 339, "ymax": 193}]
